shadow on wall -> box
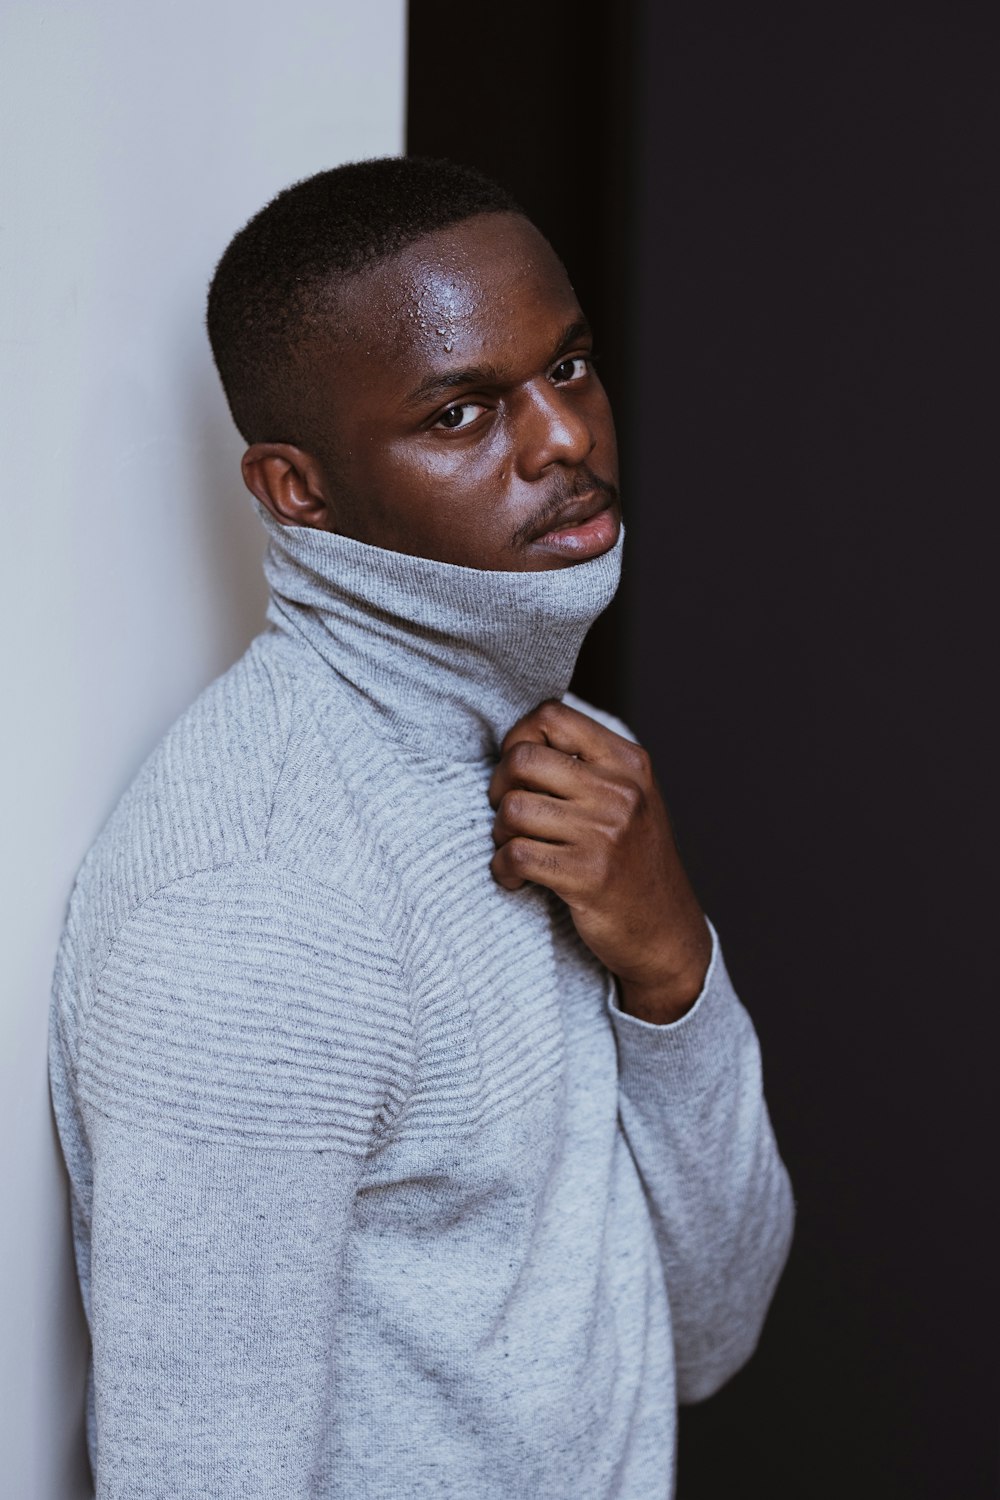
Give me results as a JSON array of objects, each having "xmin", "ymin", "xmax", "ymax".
[{"xmin": 183, "ymin": 357, "xmax": 269, "ymax": 665}]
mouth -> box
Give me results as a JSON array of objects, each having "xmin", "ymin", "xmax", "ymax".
[{"xmin": 528, "ymin": 491, "xmax": 621, "ymax": 561}]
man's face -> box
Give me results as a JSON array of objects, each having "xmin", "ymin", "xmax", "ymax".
[{"xmin": 304, "ymin": 212, "xmax": 620, "ymax": 571}]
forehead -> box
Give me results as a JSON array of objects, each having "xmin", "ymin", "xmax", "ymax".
[{"xmin": 333, "ymin": 212, "xmax": 582, "ymax": 383}]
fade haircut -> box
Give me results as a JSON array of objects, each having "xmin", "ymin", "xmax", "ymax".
[{"xmin": 205, "ymin": 156, "xmax": 522, "ymax": 464}]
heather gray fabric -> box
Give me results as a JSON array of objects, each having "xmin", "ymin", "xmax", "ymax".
[{"xmin": 50, "ymin": 500, "xmax": 794, "ymax": 1499}]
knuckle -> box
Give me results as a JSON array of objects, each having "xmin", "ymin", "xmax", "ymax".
[
  {"xmin": 605, "ymin": 815, "xmax": 626, "ymax": 849},
  {"xmin": 625, "ymin": 782, "xmax": 646, "ymax": 817},
  {"xmin": 501, "ymin": 789, "xmax": 527, "ymax": 823},
  {"xmin": 625, "ymin": 742, "xmax": 651, "ymax": 777},
  {"xmin": 611, "ymin": 778, "xmax": 643, "ymax": 818},
  {"xmin": 536, "ymin": 699, "xmax": 563, "ymax": 732},
  {"xmin": 508, "ymin": 741, "xmax": 536, "ymax": 775},
  {"xmin": 507, "ymin": 837, "xmax": 533, "ymax": 869}
]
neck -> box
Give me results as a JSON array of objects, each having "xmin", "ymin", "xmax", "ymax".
[{"xmin": 256, "ymin": 500, "xmax": 623, "ymax": 761}]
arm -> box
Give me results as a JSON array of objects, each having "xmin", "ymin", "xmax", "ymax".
[
  {"xmin": 72, "ymin": 861, "xmax": 414, "ymax": 1498},
  {"xmin": 489, "ymin": 698, "xmax": 793, "ymax": 1400},
  {"xmin": 607, "ymin": 921, "xmax": 793, "ymax": 1400}
]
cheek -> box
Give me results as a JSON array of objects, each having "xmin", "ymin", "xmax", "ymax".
[
  {"xmin": 601, "ymin": 420, "xmax": 619, "ymax": 472},
  {"xmin": 588, "ymin": 389, "xmax": 618, "ymax": 452},
  {"xmin": 384, "ymin": 430, "xmax": 513, "ymax": 508},
  {"xmin": 355, "ymin": 437, "xmax": 508, "ymax": 551}
]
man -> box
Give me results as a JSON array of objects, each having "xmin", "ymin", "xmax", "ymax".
[{"xmin": 50, "ymin": 155, "xmax": 793, "ymax": 1498}]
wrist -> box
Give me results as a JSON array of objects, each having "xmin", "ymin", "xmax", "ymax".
[
  {"xmin": 614, "ymin": 916, "xmax": 713, "ymax": 1025},
  {"xmin": 616, "ymin": 970, "xmax": 703, "ymax": 1025}
]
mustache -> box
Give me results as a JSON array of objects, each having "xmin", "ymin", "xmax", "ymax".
[{"xmin": 510, "ymin": 468, "xmax": 620, "ymax": 550}]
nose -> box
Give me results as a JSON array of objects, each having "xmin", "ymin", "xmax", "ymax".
[{"xmin": 514, "ymin": 379, "xmax": 596, "ymax": 479}]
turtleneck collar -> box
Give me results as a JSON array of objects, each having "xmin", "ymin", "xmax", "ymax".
[{"xmin": 255, "ymin": 499, "xmax": 623, "ymax": 762}]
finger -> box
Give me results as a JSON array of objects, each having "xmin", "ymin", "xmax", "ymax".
[
  {"xmin": 490, "ymin": 837, "xmax": 571, "ymax": 895},
  {"xmin": 500, "ymin": 698, "xmax": 639, "ymax": 768},
  {"xmin": 488, "ymin": 740, "xmax": 589, "ymax": 808},
  {"xmin": 491, "ymin": 788, "xmax": 576, "ymax": 847}
]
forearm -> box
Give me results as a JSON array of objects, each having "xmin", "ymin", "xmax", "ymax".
[
  {"xmin": 609, "ymin": 922, "xmax": 794, "ymax": 1400},
  {"xmin": 89, "ymin": 1115, "xmax": 353, "ymax": 1498}
]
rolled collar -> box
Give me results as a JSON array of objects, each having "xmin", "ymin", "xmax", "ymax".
[{"xmin": 256, "ymin": 499, "xmax": 623, "ymax": 762}]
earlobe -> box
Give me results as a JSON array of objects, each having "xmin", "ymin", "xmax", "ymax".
[{"xmin": 240, "ymin": 443, "xmax": 332, "ymax": 529}]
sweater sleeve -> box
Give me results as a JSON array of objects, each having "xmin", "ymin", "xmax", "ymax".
[
  {"xmin": 607, "ymin": 917, "xmax": 794, "ymax": 1403},
  {"xmin": 72, "ymin": 860, "xmax": 414, "ymax": 1499}
]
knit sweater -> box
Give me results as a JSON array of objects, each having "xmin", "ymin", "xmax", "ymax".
[{"xmin": 49, "ymin": 500, "xmax": 794, "ymax": 1499}]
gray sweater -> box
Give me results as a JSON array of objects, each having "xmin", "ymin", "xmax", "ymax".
[{"xmin": 50, "ymin": 501, "xmax": 793, "ymax": 1499}]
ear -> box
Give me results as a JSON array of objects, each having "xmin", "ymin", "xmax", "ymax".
[{"xmin": 240, "ymin": 443, "xmax": 333, "ymax": 530}]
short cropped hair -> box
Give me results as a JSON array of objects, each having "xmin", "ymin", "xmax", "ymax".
[{"xmin": 206, "ymin": 156, "xmax": 521, "ymax": 457}]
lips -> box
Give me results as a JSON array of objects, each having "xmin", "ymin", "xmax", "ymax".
[
  {"xmin": 529, "ymin": 493, "xmax": 620, "ymax": 562},
  {"xmin": 529, "ymin": 490, "xmax": 608, "ymax": 543}
]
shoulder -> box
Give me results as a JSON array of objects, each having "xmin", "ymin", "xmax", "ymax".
[
  {"xmin": 73, "ymin": 856, "xmax": 415, "ymax": 1151},
  {"xmin": 63, "ymin": 636, "xmax": 306, "ymax": 978},
  {"xmin": 562, "ymin": 690, "xmax": 639, "ymax": 745},
  {"xmin": 98, "ymin": 635, "xmax": 292, "ymax": 838}
]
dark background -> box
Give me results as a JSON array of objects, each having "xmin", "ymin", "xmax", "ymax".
[{"xmin": 409, "ymin": 5, "xmax": 996, "ymax": 1496}]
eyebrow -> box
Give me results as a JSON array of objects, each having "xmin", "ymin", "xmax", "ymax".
[{"xmin": 402, "ymin": 318, "xmax": 594, "ymax": 409}]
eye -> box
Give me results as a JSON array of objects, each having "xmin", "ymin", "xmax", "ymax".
[
  {"xmin": 550, "ymin": 355, "xmax": 591, "ymax": 384},
  {"xmin": 434, "ymin": 401, "xmax": 486, "ymax": 431}
]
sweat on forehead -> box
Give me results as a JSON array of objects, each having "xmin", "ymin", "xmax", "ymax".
[{"xmin": 334, "ymin": 214, "xmax": 573, "ymax": 364}]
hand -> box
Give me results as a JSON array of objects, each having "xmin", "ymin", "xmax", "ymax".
[{"xmin": 488, "ymin": 700, "xmax": 713, "ymax": 1023}]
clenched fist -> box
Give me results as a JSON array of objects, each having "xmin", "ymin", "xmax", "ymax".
[{"xmin": 489, "ymin": 699, "xmax": 713, "ymax": 1023}]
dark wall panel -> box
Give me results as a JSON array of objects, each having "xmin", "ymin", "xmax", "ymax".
[
  {"xmin": 626, "ymin": 10, "xmax": 997, "ymax": 1498},
  {"xmin": 409, "ymin": 7, "xmax": 997, "ymax": 1495}
]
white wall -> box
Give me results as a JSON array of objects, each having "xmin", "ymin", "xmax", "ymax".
[{"xmin": 0, "ymin": 4, "xmax": 405, "ymax": 1493}]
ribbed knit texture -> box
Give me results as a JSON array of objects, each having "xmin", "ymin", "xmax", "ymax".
[{"xmin": 50, "ymin": 501, "xmax": 793, "ymax": 1499}]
